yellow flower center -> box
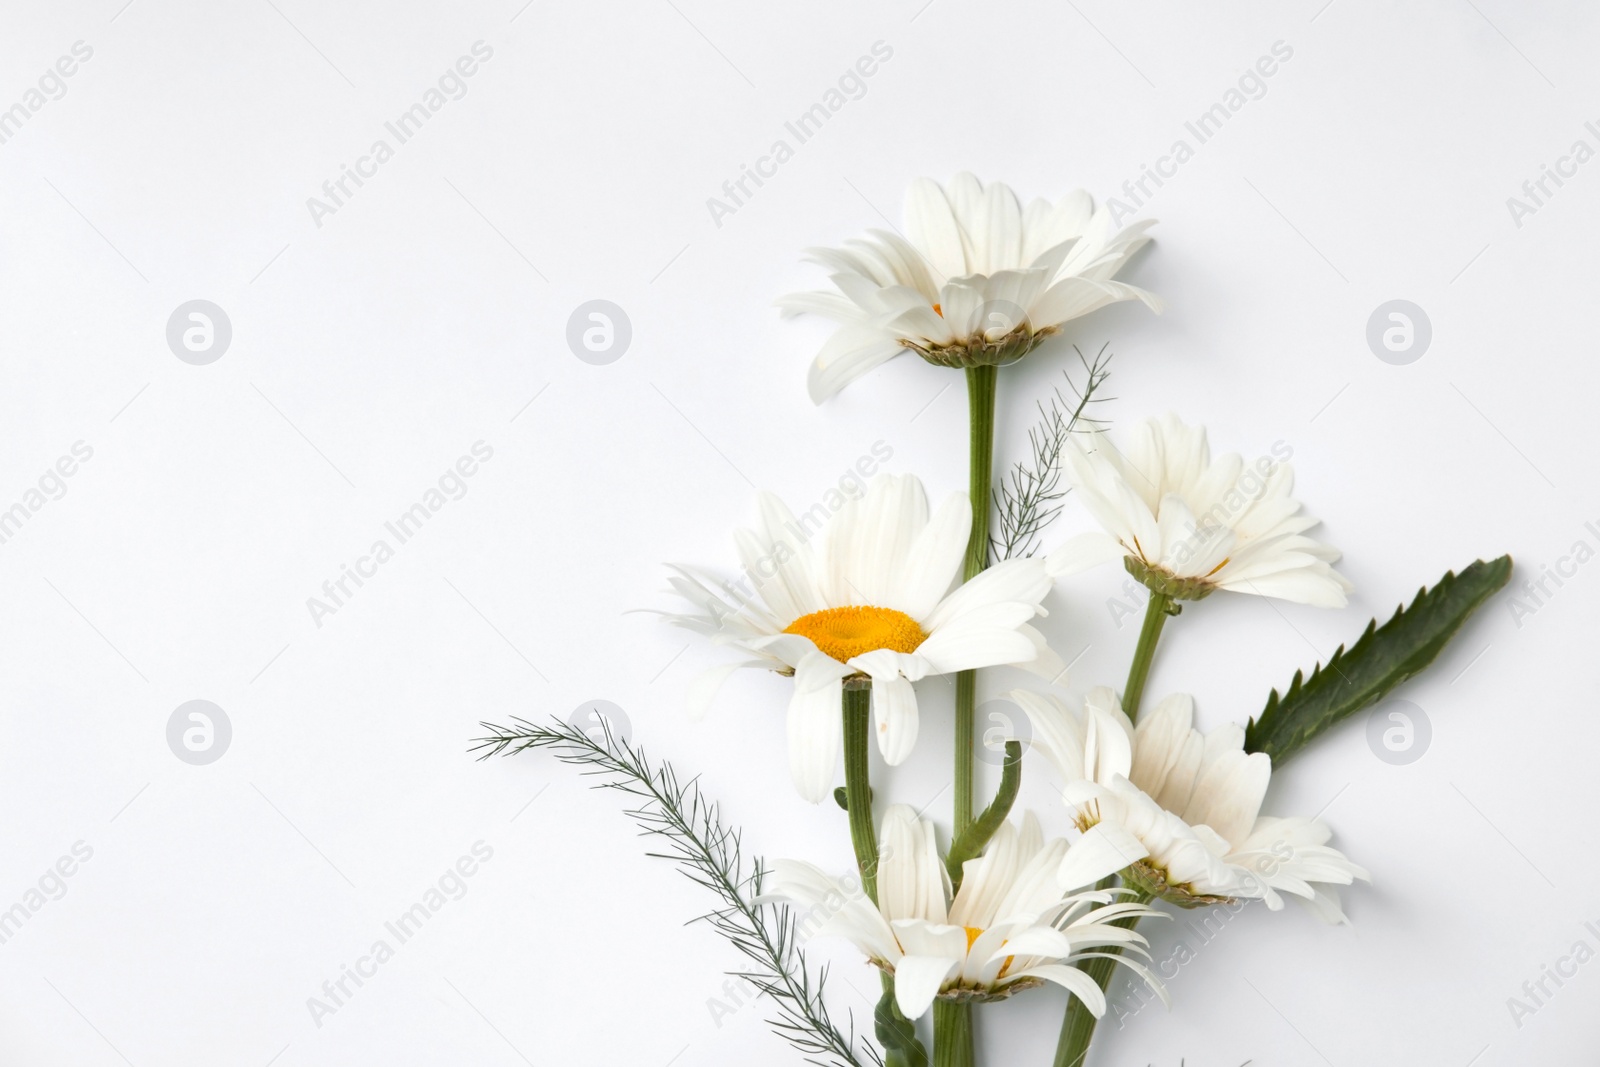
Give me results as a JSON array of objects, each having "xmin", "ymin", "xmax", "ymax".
[
  {"xmin": 782, "ymin": 605, "xmax": 928, "ymax": 664},
  {"xmin": 964, "ymin": 926, "xmax": 984, "ymax": 952}
]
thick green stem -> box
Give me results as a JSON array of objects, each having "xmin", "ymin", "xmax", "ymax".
[
  {"xmin": 848, "ymin": 688, "xmax": 930, "ymax": 1067},
  {"xmin": 1051, "ymin": 888, "xmax": 1153, "ymax": 1067},
  {"xmin": 1121, "ymin": 591, "xmax": 1174, "ymax": 723},
  {"xmin": 1054, "ymin": 585, "xmax": 1175, "ymax": 1063},
  {"xmin": 962, "ymin": 366, "xmax": 998, "ymax": 581},
  {"xmin": 937, "ymin": 366, "xmax": 997, "ymax": 1065},
  {"xmin": 954, "ymin": 365, "xmax": 998, "ymax": 834},
  {"xmin": 932, "ymin": 1000, "xmax": 974, "ymax": 1067},
  {"xmin": 954, "ymin": 671, "xmax": 976, "ymax": 834},
  {"xmin": 844, "ymin": 689, "xmax": 931, "ymax": 1065},
  {"xmin": 842, "ymin": 685, "xmax": 878, "ymax": 902}
]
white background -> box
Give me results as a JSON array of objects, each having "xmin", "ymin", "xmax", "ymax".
[{"xmin": 0, "ymin": 1, "xmax": 1594, "ymax": 1064}]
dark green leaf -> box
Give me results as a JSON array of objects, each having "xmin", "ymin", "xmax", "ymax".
[
  {"xmin": 944, "ymin": 741, "xmax": 1021, "ymax": 890},
  {"xmin": 833, "ymin": 784, "xmax": 874, "ymax": 811},
  {"xmin": 1245, "ymin": 555, "xmax": 1512, "ymax": 764},
  {"xmin": 874, "ymin": 988, "xmax": 928, "ymax": 1067}
]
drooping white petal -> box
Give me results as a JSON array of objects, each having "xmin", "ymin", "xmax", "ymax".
[
  {"xmin": 807, "ymin": 327, "xmax": 906, "ymax": 404},
  {"xmin": 1081, "ymin": 687, "xmax": 1135, "ymax": 784},
  {"xmin": 786, "ymin": 652, "xmax": 852, "ymax": 803},
  {"xmin": 870, "ymin": 673, "xmax": 919, "ymax": 766},
  {"xmin": 757, "ymin": 860, "xmax": 901, "ymax": 962},
  {"xmin": 1014, "ymin": 964, "xmax": 1108, "ymax": 1016},
  {"xmin": 893, "ymin": 955, "xmax": 961, "ymax": 1019},
  {"xmin": 1015, "ymin": 623, "xmax": 1067, "ymax": 682}
]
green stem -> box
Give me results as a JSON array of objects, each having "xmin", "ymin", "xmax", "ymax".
[
  {"xmin": 1054, "ymin": 585, "xmax": 1174, "ymax": 1064},
  {"xmin": 1051, "ymin": 888, "xmax": 1153, "ymax": 1067},
  {"xmin": 962, "ymin": 366, "xmax": 998, "ymax": 581},
  {"xmin": 1121, "ymin": 591, "xmax": 1174, "ymax": 723},
  {"xmin": 954, "ymin": 364, "xmax": 998, "ymax": 834},
  {"xmin": 935, "ymin": 365, "xmax": 996, "ymax": 1066},
  {"xmin": 849, "ymin": 687, "xmax": 930, "ymax": 1067},
  {"xmin": 841, "ymin": 684, "xmax": 878, "ymax": 902},
  {"xmin": 932, "ymin": 1000, "xmax": 974, "ymax": 1067}
]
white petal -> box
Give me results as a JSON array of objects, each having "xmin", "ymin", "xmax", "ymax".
[
  {"xmin": 1081, "ymin": 687, "xmax": 1134, "ymax": 784},
  {"xmin": 979, "ymin": 180, "xmax": 1023, "ymax": 275},
  {"xmin": 988, "ymin": 925, "xmax": 1074, "ymax": 962},
  {"xmin": 879, "ymin": 807, "xmax": 949, "ymax": 924},
  {"xmin": 921, "ymin": 557, "xmax": 1051, "ymax": 632},
  {"xmin": 1128, "ymin": 693, "xmax": 1195, "ymax": 798},
  {"xmin": 1013, "ymin": 964, "xmax": 1107, "ymax": 1016},
  {"xmin": 1059, "ymin": 823, "xmax": 1150, "ymax": 890},
  {"xmin": 1008, "ymin": 688, "xmax": 1087, "ymax": 784},
  {"xmin": 871, "ymin": 674, "xmax": 919, "ymax": 766},
  {"xmin": 844, "ymin": 475, "xmax": 928, "ymax": 607},
  {"xmin": 1015, "ymin": 624, "xmax": 1066, "ymax": 682},
  {"xmin": 903, "ymin": 178, "xmax": 966, "ymax": 279},
  {"xmin": 807, "ymin": 329, "xmax": 905, "ymax": 403},
  {"xmin": 947, "ymin": 819, "xmax": 1021, "ymax": 930},
  {"xmin": 893, "ymin": 955, "xmax": 960, "ymax": 1019},
  {"xmin": 916, "ymin": 626, "xmax": 1038, "ymax": 675},
  {"xmin": 786, "ymin": 652, "xmax": 851, "ymax": 803},
  {"xmin": 1182, "ymin": 749, "xmax": 1270, "ymax": 847},
  {"xmin": 776, "ymin": 288, "xmax": 860, "ymax": 321},
  {"xmin": 894, "ymin": 492, "xmax": 971, "ymax": 619}
]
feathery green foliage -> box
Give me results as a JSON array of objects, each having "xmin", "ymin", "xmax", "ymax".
[
  {"xmin": 991, "ymin": 345, "xmax": 1114, "ymax": 562},
  {"xmin": 472, "ymin": 717, "xmax": 880, "ymax": 1067}
]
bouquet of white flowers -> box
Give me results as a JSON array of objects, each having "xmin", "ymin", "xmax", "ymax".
[{"xmin": 478, "ymin": 174, "xmax": 1508, "ymax": 1067}]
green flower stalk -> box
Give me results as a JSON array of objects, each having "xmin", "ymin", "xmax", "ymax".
[{"xmin": 954, "ymin": 363, "xmax": 998, "ymax": 834}]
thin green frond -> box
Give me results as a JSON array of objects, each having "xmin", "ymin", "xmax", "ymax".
[
  {"xmin": 471, "ymin": 717, "xmax": 881, "ymax": 1067},
  {"xmin": 991, "ymin": 344, "xmax": 1115, "ymax": 562}
]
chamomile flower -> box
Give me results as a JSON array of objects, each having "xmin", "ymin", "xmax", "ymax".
[
  {"xmin": 1047, "ymin": 414, "xmax": 1353, "ymax": 608},
  {"xmin": 1011, "ymin": 687, "xmax": 1368, "ymax": 919},
  {"xmin": 660, "ymin": 474, "xmax": 1062, "ymax": 802},
  {"xmin": 760, "ymin": 805, "xmax": 1165, "ymax": 1018},
  {"xmin": 779, "ymin": 173, "xmax": 1160, "ymax": 402}
]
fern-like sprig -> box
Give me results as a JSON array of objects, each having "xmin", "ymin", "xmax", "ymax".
[
  {"xmin": 991, "ymin": 344, "xmax": 1114, "ymax": 562},
  {"xmin": 471, "ymin": 717, "xmax": 879, "ymax": 1067}
]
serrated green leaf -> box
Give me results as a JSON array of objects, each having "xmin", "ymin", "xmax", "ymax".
[{"xmin": 1244, "ymin": 555, "xmax": 1512, "ymax": 764}]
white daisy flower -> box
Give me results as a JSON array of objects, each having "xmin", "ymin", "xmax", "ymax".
[
  {"xmin": 1046, "ymin": 413, "xmax": 1353, "ymax": 608},
  {"xmin": 660, "ymin": 474, "xmax": 1062, "ymax": 803},
  {"xmin": 779, "ymin": 173, "xmax": 1160, "ymax": 402},
  {"xmin": 1012, "ymin": 687, "xmax": 1368, "ymax": 920},
  {"xmin": 760, "ymin": 805, "xmax": 1165, "ymax": 1019}
]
